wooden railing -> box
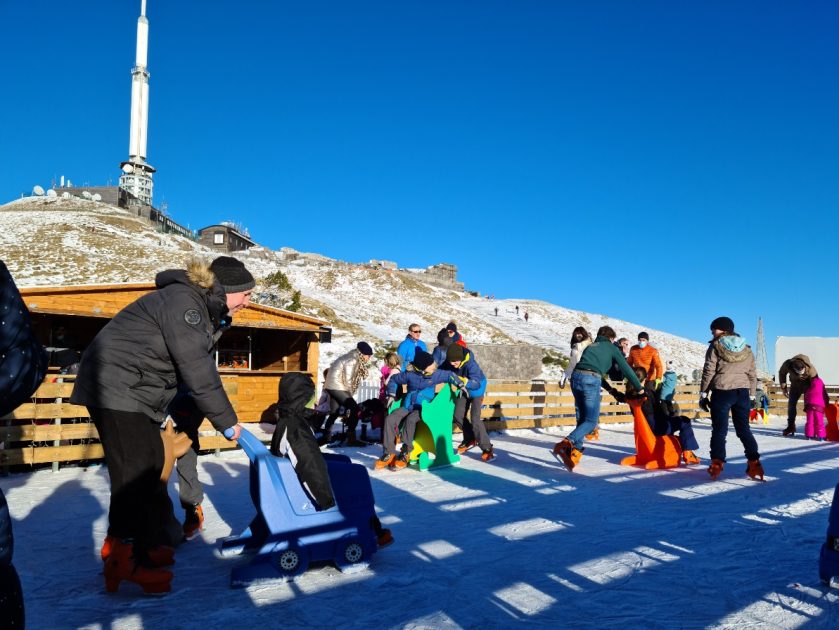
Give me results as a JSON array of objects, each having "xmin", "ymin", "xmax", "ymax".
[
  {"xmin": 1, "ymin": 378, "xmax": 832, "ymax": 469},
  {"xmin": 478, "ymin": 381, "xmax": 709, "ymax": 431}
]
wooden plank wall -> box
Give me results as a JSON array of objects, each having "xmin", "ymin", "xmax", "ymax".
[
  {"xmin": 480, "ymin": 381, "xmax": 709, "ymax": 431},
  {"xmin": 1, "ymin": 378, "xmax": 833, "ymax": 468},
  {"xmin": 0, "ymin": 373, "xmax": 282, "ymax": 466}
]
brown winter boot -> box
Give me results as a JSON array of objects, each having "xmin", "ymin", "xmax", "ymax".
[
  {"xmin": 585, "ymin": 427, "xmax": 600, "ymax": 441},
  {"xmin": 746, "ymin": 459, "xmax": 765, "ymax": 482},
  {"xmin": 707, "ymin": 459, "xmax": 724, "ymax": 480},
  {"xmin": 103, "ymin": 539, "xmax": 172, "ymax": 595}
]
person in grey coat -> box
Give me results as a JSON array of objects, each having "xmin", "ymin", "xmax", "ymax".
[{"xmin": 70, "ymin": 257, "xmax": 252, "ymax": 591}]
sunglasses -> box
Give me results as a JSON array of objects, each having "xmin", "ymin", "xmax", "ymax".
[{"xmin": 411, "ymin": 329, "xmax": 421, "ymax": 334}]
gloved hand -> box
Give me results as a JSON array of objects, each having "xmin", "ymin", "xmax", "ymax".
[
  {"xmin": 782, "ymin": 385, "xmax": 789, "ymax": 398},
  {"xmin": 698, "ymin": 395, "xmax": 711, "ymax": 413},
  {"xmin": 750, "ymin": 396, "xmax": 756, "ymax": 407},
  {"xmin": 224, "ymin": 424, "xmax": 242, "ymax": 441},
  {"xmin": 449, "ymin": 374, "xmax": 466, "ymax": 389},
  {"xmin": 385, "ymin": 396, "xmax": 396, "ymax": 409}
]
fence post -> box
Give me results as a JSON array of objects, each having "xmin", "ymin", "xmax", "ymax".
[{"xmin": 53, "ymin": 376, "xmax": 62, "ymax": 473}]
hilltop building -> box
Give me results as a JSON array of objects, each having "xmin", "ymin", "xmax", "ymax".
[
  {"xmin": 368, "ymin": 259, "xmax": 398, "ymax": 270},
  {"xmin": 401, "ymin": 263, "xmax": 464, "ymax": 292},
  {"xmin": 198, "ymin": 224, "xmax": 256, "ymax": 253}
]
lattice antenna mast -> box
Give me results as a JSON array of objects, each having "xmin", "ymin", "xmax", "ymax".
[{"xmin": 755, "ymin": 316, "xmax": 770, "ymax": 378}]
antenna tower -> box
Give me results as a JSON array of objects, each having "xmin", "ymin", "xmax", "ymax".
[{"xmin": 755, "ymin": 317, "xmax": 769, "ymax": 378}]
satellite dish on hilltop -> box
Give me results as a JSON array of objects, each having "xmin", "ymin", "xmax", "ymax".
[
  {"xmin": 122, "ymin": 163, "xmax": 134, "ymax": 174},
  {"xmin": 81, "ymin": 191, "xmax": 93, "ymax": 200},
  {"xmin": 61, "ymin": 192, "xmax": 71, "ymax": 199},
  {"xmin": 92, "ymin": 193, "xmax": 102, "ymax": 202},
  {"xmin": 32, "ymin": 185, "xmax": 45, "ymax": 196},
  {"xmin": 46, "ymin": 189, "xmax": 57, "ymax": 198}
]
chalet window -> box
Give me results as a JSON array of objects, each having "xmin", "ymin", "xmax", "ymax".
[
  {"xmin": 216, "ymin": 330, "xmax": 252, "ymax": 370},
  {"xmin": 214, "ymin": 232, "xmax": 225, "ymax": 244}
]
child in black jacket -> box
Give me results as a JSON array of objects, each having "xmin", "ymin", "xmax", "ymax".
[
  {"xmin": 270, "ymin": 372, "xmax": 394, "ymax": 546},
  {"xmin": 270, "ymin": 372, "xmax": 336, "ymax": 510}
]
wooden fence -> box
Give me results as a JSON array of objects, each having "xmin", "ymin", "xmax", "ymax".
[{"xmin": 1, "ymin": 378, "xmax": 832, "ymax": 470}]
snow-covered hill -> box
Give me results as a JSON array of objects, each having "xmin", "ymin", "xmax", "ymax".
[{"xmin": 1, "ymin": 196, "xmax": 708, "ymax": 375}]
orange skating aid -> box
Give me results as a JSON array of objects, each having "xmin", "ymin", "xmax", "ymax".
[
  {"xmin": 620, "ymin": 398, "xmax": 683, "ymax": 470},
  {"xmin": 826, "ymin": 404, "xmax": 839, "ymax": 442},
  {"xmin": 749, "ymin": 409, "xmax": 768, "ymax": 425}
]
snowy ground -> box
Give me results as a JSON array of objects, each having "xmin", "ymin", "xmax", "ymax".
[{"xmin": 3, "ymin": 415, "xmax": 838, "ymax": 629}]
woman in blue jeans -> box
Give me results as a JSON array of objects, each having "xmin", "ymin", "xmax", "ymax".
[
  {"xmin": 699, "ymin": 317, "xmax": 763, "ymax": 481},
  {"xmin": 554, "ymin": 326, "xmax": 643, "ymax": 471}
]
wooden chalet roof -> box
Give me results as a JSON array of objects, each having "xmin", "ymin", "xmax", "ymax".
[{"xmin": 20, "ymin": 283, "xmax": 327, "ymax": 332}]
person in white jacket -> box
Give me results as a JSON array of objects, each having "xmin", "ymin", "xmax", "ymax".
[
  {"xmin": 560, "ymin": 327, "xmax": 592, "ymax": 389},
  {"xmin": 319, "ymin": 342, "xmax": 374, "ymax": 446}
]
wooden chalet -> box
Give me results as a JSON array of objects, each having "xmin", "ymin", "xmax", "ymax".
[{"xmin": 0, "ymin": 283, "xmax": 329, "ymax": 467}]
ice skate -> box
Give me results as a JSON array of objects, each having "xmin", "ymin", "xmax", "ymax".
[
  {"xmin": 682, "ymin": 450, "xmax": 700, "ymax": 465},
  {"xmin": 456, "ymin": 439, "xmax": 477, "ymax": 454},
  {"xmin": 375, "ymin": 453, "xmax": 395, "ymax": 470},
  {"xmin": 746, "ymin": 459, "xmax": 765, "ymax": 482},
  {"xmin": 182, "ymin": 504, "xmax": 204, "ymax": 541},
  {"xmin": 101, "ymin": 535, "xmax": 174, "ymax": 567},
  {"xmin": 553, "ymin": 438, "xmax": 582, "ymax": 472},
  {"xmin": 707, "ymin": 458, "xmax": 724, "ymax": 480},
  {"xmin": 103, "ymin": 539, "xmax": 172, "ymax": 595}
]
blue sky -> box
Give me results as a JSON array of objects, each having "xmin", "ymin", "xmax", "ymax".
[{"xmin": 1, "ymin": 1, "xmax": 837, "ymax": 360}]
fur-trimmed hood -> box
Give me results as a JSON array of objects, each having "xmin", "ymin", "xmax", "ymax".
[
  {"xmin": 156, "ymin": 259, "xmax": 216, "ymax": 292},
  {"xmin": 155, "ymin": 259, "xmax": 228, "ymax": 326},
  {"xmin": 713, "ymin": 334, "xmax": 751, "ymax": 363},
  {"xmin": 186, "ymin": 258, "xmax": 216, "ymax": 289}
]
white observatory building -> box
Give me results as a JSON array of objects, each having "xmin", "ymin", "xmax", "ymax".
[{"xmin": 119, "ymin": 0, "xmax": 155, "ymax": 207}]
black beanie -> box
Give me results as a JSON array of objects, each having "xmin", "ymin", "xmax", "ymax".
[
  {"xmin": 710, "ymin": 316, "xmax": 735, "ymax": 333},
  {"xmin": 446, "ymin": 344, "xmax": 465, "ymax": 363},
  {"xmin": 356, "ymin": 341, "xmax": 373, "ymax": 356},
  {"xmin": 436, "ymin": 328, "xmax": 448, "ymax": 345},
  {"xmin": 446, "ymin": 322, "xmax": 458, "ymax": 333},
  {"xmin": 638, "ymin": 331, "xmax": 649, "ymax": 341},
  {"xmin": 411, "ymin": 349, "xmax": 434, "ymax": 372},
  {"xmin": 210, "ymin": 256, "xmax": 255, "ymax": 294}
]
